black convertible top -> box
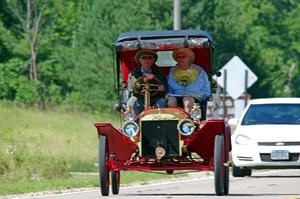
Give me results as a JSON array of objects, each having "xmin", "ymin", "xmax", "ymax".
[{"xmin": 113, "ymin": 30, "xmax": 214, "ymax": 51}]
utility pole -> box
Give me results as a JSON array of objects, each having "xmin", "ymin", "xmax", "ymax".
[{"xmin": 173, "ymin": 0, "xmax": 181, "ymax": 30}]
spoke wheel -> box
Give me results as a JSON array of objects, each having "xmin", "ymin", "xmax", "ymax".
[
  {"xmin": 111, "ymin": 170, "xmax": 120, "ymax": 194},
  {"xmin": 99, "ymin": 135, "xmax": 110, "ymax": 196},
  {"xmin": 214, "ymin": 135, "xmax": 228, "ymax": 195}
]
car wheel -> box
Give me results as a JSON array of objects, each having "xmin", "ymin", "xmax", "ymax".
[
  {"xmin": 166, "ymin": 170, "xmax": 174, "ymax": 175},
  {"xmin": 99, "ymin": 135, "xmax": 110, "ymax": 196},
  {"xmin": 214, "ymin": 135, "xmax": 228, "ymax": 195},
  {"xmin": 111, "ymin": 170, "xmax": 120, "ymax": 194},
  {"xmin": 223, "ymin": 163, "xmax": 229, "ymax": 195},
  {"xmin": 244, "ymin": 168, "xmax": 252, "ymax": 176},
  {"xmin": 232, "ymin": 165, "xmax": 245, "ymax": 177}
]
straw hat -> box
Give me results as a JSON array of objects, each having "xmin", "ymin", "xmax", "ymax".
[
  {"xmin": 135, "ymin": 50, "xmax": 158, "ymax": 64},
  {"xmin": 172, "ymin": 48, "xmax": 195, "ymax": 62}
]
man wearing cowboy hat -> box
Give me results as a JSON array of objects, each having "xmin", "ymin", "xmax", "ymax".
[
  {"xmin": 167, "ymin": 48, "xmax": 211, "ymax": 118},
  {"xmin": 127, "ymin": 50, "xmax": 167, "ymax": 116}
]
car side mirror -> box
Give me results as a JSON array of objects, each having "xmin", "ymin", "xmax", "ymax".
[{"xmin": 228, "ymin": 118, "xmax": 239, "ymax": 126}]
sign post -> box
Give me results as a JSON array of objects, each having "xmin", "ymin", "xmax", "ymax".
[
  {"xmin": 214, "ymin": 56, "xmax": 258, "ymax": 118},
  {"xmin": 244, "ymin": 70, "xmax": 248, "ymax": 107},
  {"xmin": 223, "ymin": 69, "xmax": 227, "ymax": 118}
]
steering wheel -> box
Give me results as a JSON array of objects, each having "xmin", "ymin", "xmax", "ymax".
[{"xmin": 133, "ymin": 76, "xmax": 161, "ymax": 96}]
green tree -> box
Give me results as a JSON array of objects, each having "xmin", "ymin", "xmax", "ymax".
[{"xmin": 60, "ymin": 0, "xmax": 174, "ymax": 110}]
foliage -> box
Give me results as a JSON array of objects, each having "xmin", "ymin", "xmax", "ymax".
[
  {"xmin": 0, "ymin": 101, "xmax": 119, "ymax": 181},
  {"xmin": 0, "ymin": 102, "xmax": 185, "ymax": 195},
  {"xmin": 0, "ymin": 0, "xmax": 300, "ymax": 108}
]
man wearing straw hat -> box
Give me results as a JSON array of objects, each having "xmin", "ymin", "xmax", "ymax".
[{"xmin": 127, "ymin": 50, "xmax": 167, "ymax": 116}]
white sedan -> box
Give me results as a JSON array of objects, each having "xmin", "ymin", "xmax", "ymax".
[{"xmin": 229, "ymin": 98, "xmax": 300, "ymax": 177}]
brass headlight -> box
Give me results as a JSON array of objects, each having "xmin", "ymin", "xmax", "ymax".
[
  {"xmin": 122, "ymin": 121, "xmax": 139, "ymax": 137},
  {"xmin": 177, "ymin": 118, "xmax": 195, "ymax": 136}
]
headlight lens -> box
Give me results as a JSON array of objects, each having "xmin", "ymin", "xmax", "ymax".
[
  {"xmin": 235, "ymin": 135, "xmax": 251, "ymax": 145},
  {"xmin": 122, "ymin": 121, "xmax": 139, "ymax": 137},
  {"xmin": 177, "ymin": 119, "xmax": 195, "ymax": 136}
]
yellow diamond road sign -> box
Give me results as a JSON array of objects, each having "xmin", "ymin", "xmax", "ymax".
[{"xmin": 215, "ymin": 56, "xmax": 258, "ymax": 99}]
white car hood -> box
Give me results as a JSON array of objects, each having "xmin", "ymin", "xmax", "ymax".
[{"xmin": 235, "ymin": 125, "xmax": 300, "ymax": 142}]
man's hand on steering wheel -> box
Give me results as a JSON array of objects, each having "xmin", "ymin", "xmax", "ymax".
[
  {"xmin": 143, "ymin": 74, "xmax": 155, "ymax": 82},
  {"xmin": 133, "ymin": 76, "xmax": 162, "ymax": 96},
  {"xmin": 158, "ymin": 84, "xmax": 165, "ymax": 92}
]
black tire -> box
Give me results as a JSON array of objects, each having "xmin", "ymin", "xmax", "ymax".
[
  {"xmin": 166, "ymin": 170, "xmax": 174, "ymax": 175},
  {"xmin": 214, "ymin": 135, "xmax": 227, "ymax": 196},
  {"xmin": 223, "ymin": 164, "xmax": 229, "ymax": 195},
  {"xmin": 232, "ymin": 165, "xmax": 245, "ymax": 177},
  {"xmin": 244, "ymin": 168, "xmax": 252, "ymax": 176},
  {"xmin": 111, "ymin": 171, "xmax": 120, "ymax": 194},
  {"xmin": 99, "ymin": 135, "xmax": 109, "ymax": 196}
]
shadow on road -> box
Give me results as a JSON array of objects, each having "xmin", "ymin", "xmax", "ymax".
[
  {"xmin": 251, "ymin": 175, "xmax": 300, "ymax": 178},
  {"xmin": 127, "ymin": 193, "xmax": 300, "ymax": 197}
]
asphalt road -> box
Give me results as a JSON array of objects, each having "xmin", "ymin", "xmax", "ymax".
[{"xmin": 5, "ymin": 169, "xmax": 300, "ymax": 199}]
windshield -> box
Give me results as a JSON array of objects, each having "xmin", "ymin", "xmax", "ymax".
[
  {"xmin": 241, "ymin": 104, "xmax": 300, "ymax": 125},
  {"xmin": 156, "ymin": 51, "xmax": 176, "ymax": 67}
]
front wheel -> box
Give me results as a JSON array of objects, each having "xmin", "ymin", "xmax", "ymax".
[
  {"xmin": 111, "ymin": 170, "xmax": 120, "ymax": 194},
  {"xmin": 99, "ymin": 135, "xmax": 110, "ymax": 196},
  {"xmin": 244, "ymin": 168, "xmax": 252, "ymax": 176},
  {"xmin": 232, "ymin": 165, "xmax": 245, "ymax": 177},
  {"xmin": 214, "ymin": 135, "xmax": 229, "ymax": 195}
]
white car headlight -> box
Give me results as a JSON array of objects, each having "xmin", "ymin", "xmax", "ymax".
[
  {"xmin": 235, "ymin": 135, "xmax": 251, "ymax": 145},
  {"xmin": 122, "ymin": 121, "xmax": 139, "ymax": 137}
]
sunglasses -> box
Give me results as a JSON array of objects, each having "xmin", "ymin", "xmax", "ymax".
[{"xmin": 141, "ymin": 56, "xmax": 155, "ymax": 60}]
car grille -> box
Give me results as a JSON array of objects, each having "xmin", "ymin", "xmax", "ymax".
[
  {"xmin": 260, "ymin": 153, "xmax": 300, "ymax": 162},
  {"xmin": 258, "ymin": 142, "xmax": 300, "ymax": 146},
  {"xmin": 141, "ymin": 120, "xmax": 179, "ymax": 158}
]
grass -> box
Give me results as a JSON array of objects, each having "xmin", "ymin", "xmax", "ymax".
[
  {"xmin": 0, "ymin": 102, "xmax": 183, "ymax": 196},
  {"xmin": 0, "ymin": 171, "xmax": 182, "ymax": 196},
  {"xmin": 0, "ymin": 101, "xmax": 116, "ymax": 172}
]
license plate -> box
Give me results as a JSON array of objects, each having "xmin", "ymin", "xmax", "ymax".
[{"xmin": 271, "ymin": 150, "xmax": 289, "ymax": 160}]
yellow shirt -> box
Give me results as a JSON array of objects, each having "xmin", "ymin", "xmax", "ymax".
[{"xmin": 173, "ymin": 66, "xmax": 200, "ymax": 87}]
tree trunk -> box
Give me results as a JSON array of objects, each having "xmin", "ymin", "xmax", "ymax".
[{"xmin": 31, "ymin": 41, "xmax": 38, "ymax": 81}]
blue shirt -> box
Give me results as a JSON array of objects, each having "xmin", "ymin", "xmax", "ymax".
[{"xmin": 167, "ymin": 64, "xmax": 211, "ymax": 100}]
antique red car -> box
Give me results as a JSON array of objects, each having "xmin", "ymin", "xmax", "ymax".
[{"xmin": 94, "ymin": 30, "xmax": 231, "ymax": 196}]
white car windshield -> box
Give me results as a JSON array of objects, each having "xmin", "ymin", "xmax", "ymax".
[{"xmin": 241, "ymin": 104, "xmax": 300, "ymax": 125}]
